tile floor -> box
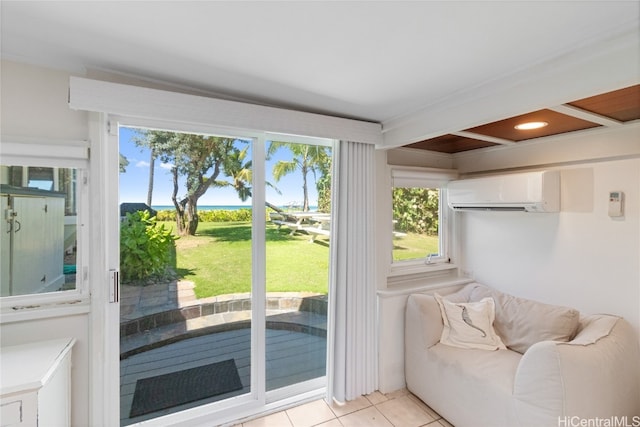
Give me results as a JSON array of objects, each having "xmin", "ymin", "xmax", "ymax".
[{"xmin": 235, "ymin": 389, "xmax": 453, "ymax": 427}]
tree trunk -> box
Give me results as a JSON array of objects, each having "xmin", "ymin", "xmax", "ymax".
[
  {"xmin": 302, "ymin": 165, "xmax": 309, "ymax": 211},
  {"xmin": 146, "ymin": 149, "xmax": 155, "ymax": 207},
  {"xmin": 170, "ymin": 167, "xmax": 188, "ymax": 235},
  {"xmin": 185, "ymin": 197, "xmax": 199, "ymax": 236},
  {"xmin": 175, "ymin": 203, "xmax": 188, "ymax": 236},
  {"xmin": 266, "ymin": 201, "xmax": 284, "ymax": 213}
]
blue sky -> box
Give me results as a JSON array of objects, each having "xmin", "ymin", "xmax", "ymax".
[{"xmin": 119, "ymin": 127, "xmax": 324, "ymax": 207}]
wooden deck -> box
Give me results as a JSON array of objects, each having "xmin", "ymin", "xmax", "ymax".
[{"xmin": 121, "ymin": 328, "xmax": 326, "ymax": 425}]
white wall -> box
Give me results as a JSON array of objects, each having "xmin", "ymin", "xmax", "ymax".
[
  {"xmin": 1, "ymin": 60, "xmax": 91, "ymax": 426},
  {"xmin": 1, "ymin": 60, "xmax": 88, "ymax": 140},
  {"xmin": 458, "ymin": 157, "xmax": 640, "ymax": 336}
]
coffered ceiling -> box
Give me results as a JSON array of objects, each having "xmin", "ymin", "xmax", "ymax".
[{"xmin": 404, "ymin": 85, "xmax": 640, "ymax": 154}]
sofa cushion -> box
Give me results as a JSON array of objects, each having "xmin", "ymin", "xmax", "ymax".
[
  {"xmin": 565, "ymin": 315, "xmax": 619, "ymax": 346},
  {"xmin": 444, "ymin": 283, "xmax": 581, "ymax": 354},
  {"xmin": 434, "ymin": 294, "xmax": 507, "ymax": 351},
  {"xmin": 471, "ymin": 286, "xmax": 580, "ymax": 354}
]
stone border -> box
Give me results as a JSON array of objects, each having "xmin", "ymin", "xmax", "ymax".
[{"xmin": 120, "ymin": 294, "xmax": 328, "ymax": 338}]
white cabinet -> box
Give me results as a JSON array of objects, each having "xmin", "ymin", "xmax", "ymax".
[
  {"xmin": 1, "ymin": 186, "xmax": 65, "ymax": 296},
  {"xmin": 0, "ymin": 338, "xmax": 75, "ymax": 427}
]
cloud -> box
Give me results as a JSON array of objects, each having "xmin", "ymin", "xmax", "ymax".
[
  {"xmin": 136, "ymin": 160, "xmax": 150, "ymax": 168},
  {"xmin": 159, "ymin": 162, "xmax": 174, "ymax": 170}
]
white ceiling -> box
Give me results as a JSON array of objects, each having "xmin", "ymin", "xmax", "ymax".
[{"xmin": 1, "ymin": 1, "xmax": 639, "ymax": 147}]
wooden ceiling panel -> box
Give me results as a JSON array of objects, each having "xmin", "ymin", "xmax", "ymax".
[
  {"xmin": 568, "ymin": 84, "xmax": 640, "ymax": 122},
  {"xmin": 405, "ymin": 134, "xmax": 498, "ymax": 154},
  {"xmin": 464, "ymin": 109, "xmax": 601, "ymax": 141},
  {"xmin": 401, "ymin": 85, "xmax": 635, "ymax": 155}
]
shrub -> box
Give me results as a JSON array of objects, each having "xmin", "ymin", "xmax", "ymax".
[
  {"xmin": 199, "ymin": 208, "xmax": 252, "ymax": 222},
  {"xmin": 156, "ymin": 209, "xmax": 176, "ymax": 222},
  {"xmin": 120, "ymin": 210, "xmax": 178, "ymax": 284},
  {"xmin": 156, "ymin": 208, "xmax": 253, "ymax": 223},
  {"xmin": 392, "ymin": 188, "xmax": 439, "ymax": 235}
]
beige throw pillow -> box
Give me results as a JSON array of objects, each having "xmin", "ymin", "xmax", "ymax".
[{"xmin": 434, "ymin": 293, "xmax": 506, "ymax": 351}]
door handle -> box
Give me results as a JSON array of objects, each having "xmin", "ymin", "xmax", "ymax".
[{"xmin": 109, "ymin": 269, "xmax": 120, "ymax": 303}]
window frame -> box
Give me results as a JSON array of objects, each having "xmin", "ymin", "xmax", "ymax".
[
  {"xmin": 389, "ymin": 166, "xmax": 457, "ymax": 274},
  {"xmin": 0, "ymin": 138, "xmax": 90, "ymax": 316}
]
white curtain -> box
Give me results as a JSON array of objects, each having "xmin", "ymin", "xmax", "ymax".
[{"xmin": 326, "ymin": 140, "xmax": 377, "ymax": 403}]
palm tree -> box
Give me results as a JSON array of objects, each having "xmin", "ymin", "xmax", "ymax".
[
  {"xmin": 214, "ymin": 145, "xmax": 282, "ymax": 205},
  {"xmin": 211, "ymin": 144, "xmax": 252, "ymax": 202},
  {"xmin": 146, "ymin": 148, "xmax": 155, "ymax": 207},
  {"xmin": 267, "ymin": 142, "xmax": 329, "ymax": 212}
]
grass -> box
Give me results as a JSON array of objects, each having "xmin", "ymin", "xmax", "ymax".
[
  {"xmin": 171, "ymin": 222, "xmax": 330, "ymax": 298},
  {"xmin": 392, "ymin": 232, "xmax": 439, "ymax": 262},
  {"xmin": 165, "ymin": 221, "xmax": 436, "ymax": 299}
]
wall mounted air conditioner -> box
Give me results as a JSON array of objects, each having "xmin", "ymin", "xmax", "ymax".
[{"xmin": 447, "ymin": 170, "xmax": 560, "ymax": 212}]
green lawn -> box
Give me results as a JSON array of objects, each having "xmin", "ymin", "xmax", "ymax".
[
  {"xmin": 171, "ymin": 222, "xmax": 330, "ymax": 298},
  {"xmin": 392, "ymin": 232, "xmax": 439, "ymax": 262},
  {"xmin": 167, "ymin": 221, "xmax": 436, "ymax": 299}
]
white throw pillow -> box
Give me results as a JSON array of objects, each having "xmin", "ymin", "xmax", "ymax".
[{"xmin": 434, "ymin": 293, "xmax": 506, "ymax": 351}]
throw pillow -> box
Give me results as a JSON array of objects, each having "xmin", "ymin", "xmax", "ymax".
[{"xmin": 434, "ymin": 293, "xmax": 506, "ymax": 351}]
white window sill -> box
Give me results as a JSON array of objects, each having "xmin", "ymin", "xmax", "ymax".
[
  {"xmin": 0, "ymin": 297, "xmax": 90, "ymax": 324},
  {"xmin": 388, "ymin": 261, "xmax": 458, "ymax": 278},
  {"xmin": 384, "ymin": 261, "xmax": 474, "ymax": 292},
  {"xmin": 379, "ymin": 276, "xmax": 474, "ymax": 298}
]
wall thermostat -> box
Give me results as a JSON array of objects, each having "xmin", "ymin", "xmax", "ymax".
[{"xmin": 608, "ymin": 191, "xmax": 624, "ymax": 217}]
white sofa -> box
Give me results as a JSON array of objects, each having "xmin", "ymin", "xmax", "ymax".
[{"xmin": 405, "ymin": 283, "xmax": 640, "ymax": 427}]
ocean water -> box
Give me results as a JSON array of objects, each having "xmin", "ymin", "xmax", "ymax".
[{"xmin": 152, "ymin": 205, "xmax": 250, "ymax": 211}]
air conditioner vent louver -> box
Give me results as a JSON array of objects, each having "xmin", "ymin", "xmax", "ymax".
[
  {"xmin": 454, "ymin": 206, "xmax": 527, "ymax": 212},
  {"xmin": 447, "ymin": 171, "xmax": 560, "ymax": 213}
]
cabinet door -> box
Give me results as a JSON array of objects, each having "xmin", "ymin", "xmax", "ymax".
[
  {"xmin": 2, "ymin": 195, "xmax": 66, "ymax": 296},
  {"xmin": 41, "ymin": 196, "xmax": 65, "ymax": 292},
  {"xmin": 0, "ymin": 392, "xmax": 38, "ymax": 427},
  {"xmin": 12, "ymin": 196, "xmax": 47, "ymax": 295}
]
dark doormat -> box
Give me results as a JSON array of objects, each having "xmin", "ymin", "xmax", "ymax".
[{"xmin": 129, "ymin": 358, "xmax": 243, "ymax": 418}]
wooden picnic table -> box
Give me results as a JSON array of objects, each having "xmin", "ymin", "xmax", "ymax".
[{"xmin": 271, "ymin": 212, "xmax": 331, "ymax": 241}]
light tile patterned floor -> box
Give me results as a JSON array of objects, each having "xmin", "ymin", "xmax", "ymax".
[{"xmin": 237, "ymin": 389, "xmax": 453, "ymax": 427}]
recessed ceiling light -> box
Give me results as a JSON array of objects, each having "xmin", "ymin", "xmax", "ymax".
[{"xmin": 514, "ymin": 121, "xmax": 548, "ymax": 130}]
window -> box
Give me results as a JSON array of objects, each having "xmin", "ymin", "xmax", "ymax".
[
  {"xmin": 392, "ymin": 186, "xmax": 442, "ymax": 262},
  {"xmin": 0, "ymin": 141, "xmax": 88, "ymax": 307},
  {"xmin": 391, "ymin": 167, "xmax": 457, "ymax": 266}
]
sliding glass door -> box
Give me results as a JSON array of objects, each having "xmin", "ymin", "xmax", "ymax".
[{"xmin": 114, "ymin": 123, "xmax": 331, "ymax": 425}]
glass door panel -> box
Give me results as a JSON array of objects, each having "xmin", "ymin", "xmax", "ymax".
[
  {"xmin": 264, "ymin": 140, "xmax": 331, "ymax": 392},
  {"xmin": 119, "ymin": 127, "xmax": 253, "ymax": 425}
]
